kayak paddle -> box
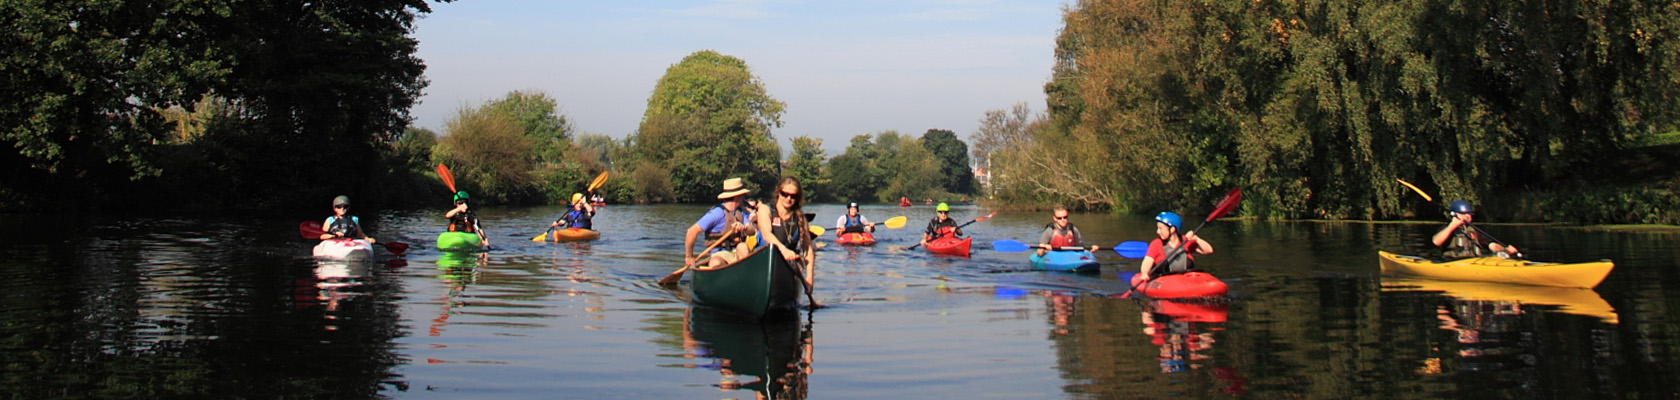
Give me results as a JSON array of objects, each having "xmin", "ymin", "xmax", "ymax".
[
  {"xmin": 908, "ymin": 211, "xmax": 995, "ymax": 250},
  {"xmin": 1112, "ymin": 241, "xmax": 1149, "ymax": 258},
  {"xmin": 990, "ymin": 239, "xmax": 1096, "ymax": 253},
  {"xmin": 659, "ymin": 230, "xmax": 734, "ymax": 285},
  {"xmin": 299, "ymin": 221, "xmax": 410, "ymax": 255}
]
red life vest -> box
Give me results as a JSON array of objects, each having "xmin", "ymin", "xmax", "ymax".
[{"xmin": 1048, "ymin": 226, "xmax": 1077, "ymax": 247}]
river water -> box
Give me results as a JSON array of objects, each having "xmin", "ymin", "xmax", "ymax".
[{"xmin": 0, "ymin": 204, "xmax": 1675, "ymax": 399}]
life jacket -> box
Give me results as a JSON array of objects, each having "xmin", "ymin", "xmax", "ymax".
[
  {"xmin": 1045, "ymin": 223, "xmax": 1078, "ymax": 248},
  {"xmin": 702, "ymin": 204, "xmax": 747, "ymax": 247},
  {"xmin": 563, "ymin": 208, "xmax": 592, "ymax": 229},
  {"xmin": 1150, "ymin": 236, "xmax": 1197, "ymax": 276},
  {"xmin": 927, "ymin": 218, "xmax": 958, "ymax": 238},
  {"xmin": 769, "ymin": 206, "xmax": 803, "ymax": 253},
  {"xmin": 843, "ymin": 214, "xmax": 865, "ymax": 228},
  {"xmin": 1441, "ymin": 225, "xmax": 1484, "ymax": 259},
  {"xmin": 448, "ymin": 211, "xmax": 478, "ymax": 233},
  {"xmin": 326, "ymin": 216, "xmax": 361, "ymax": 238}
]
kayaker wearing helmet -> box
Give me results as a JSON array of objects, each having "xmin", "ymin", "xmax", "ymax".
[
  {"xmin": 320, "ymin": 195, "xmax": 375, "ymax": 243},
  {"xmin": 919, "ymin": 203, "xmax": 963, "ymax": 247},
  {"xmin": 1035, "ymin": 205, "xmax": 1097, "ymax": 257},
  {"xmin": 445, "ymin": 191, "xmax": 489, "ymax": 247},
  {"xmin": 835, "ymin": 201, "xmax": 874, "ymax": 234},
  {"xmin": 550, "ymin": 192, "xmax": 596, "ymax": 230},
  {"xmin": 1141, "ymin": 211, "xmax": 1213, "ymax": 279},
  {"xmin": 685, "ymin": 178, "xmax": 757, "ymax": 269},
  {"xmin": 1431, "ymin": 200, "xmax": 1518, "ymax": 259}
]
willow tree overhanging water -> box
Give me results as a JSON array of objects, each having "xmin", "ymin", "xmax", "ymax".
[{"xmin": 983, "ymin": 0, "xmax": 1680, "ymax": 220}]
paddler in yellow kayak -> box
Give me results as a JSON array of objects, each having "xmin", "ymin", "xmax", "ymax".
[
  {"xmin": 549, "ymin": 192, "xmax": 596, "ymax": 230},
  {"xmin": 1431, "ymin": 200, "xmax": 1519, "ymax": 259}
]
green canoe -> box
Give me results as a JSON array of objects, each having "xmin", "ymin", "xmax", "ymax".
[{"xmin": 691, "ymin": 246, "xmax": 803, "ymax": 318}]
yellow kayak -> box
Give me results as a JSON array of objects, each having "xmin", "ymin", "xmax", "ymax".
[
  {"xmin": 1381, "ymin": 277, "xmax": 1618, "ymax": 324},
  {"xmin": 1376, "ymin": 251, "xmax": 1614, "ymax": 289}
]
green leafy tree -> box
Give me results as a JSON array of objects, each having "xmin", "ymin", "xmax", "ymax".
[
  {"xmin": 825, "ymin": 154, "xmax": 875, "ymax": 204},
  {"xmin": 433, "ymin": 106, "xmax": 536, "ymax": 204},
  {"xmin": 628, "ymin": 50, "xmax": 786, "ymax": 202},
  {"xmin": 484, "ymin": 91, "xmax": 574, "ymax": 165},
  {"xmin": 870, "ymin": 131, "xmax": 942, "ymax": 203},
  {"xmin": 921, "ymin": 129, "xmax": 976, "ymax": 195},
  {"xmin": 0, "ymin": 0, "xmax": 446, "ymax": 211},
  {"xmin": 787, "ymin": 136, "xmax": 829, "ymax": 202}
]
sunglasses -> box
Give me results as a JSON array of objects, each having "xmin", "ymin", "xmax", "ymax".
[
  {"xmin": 780, "ymin": 190, "xmax": 799, "ymax": 198},
  {"xmin": 1054, "ymin": 216, "xmax": 1068, "ymax": 220},
  {"xmin": 334, "ymin": 205, "xmax": 349, "ymax": 209}
]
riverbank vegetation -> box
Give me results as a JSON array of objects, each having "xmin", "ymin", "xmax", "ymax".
[{"xmin": 973, "ymin": 0, "xmax": 1680, "ymax": 225}]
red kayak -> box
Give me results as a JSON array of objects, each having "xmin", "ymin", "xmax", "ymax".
[
  {"xmin": 836, "ymin": 231, "xmax": 876, "ymax": 245},
  {"xmin": 899, "ymin": 197, "xmax": 912, "ymax": 207},
  {"xmin": 1129, "ymin": 271, "xmax": 1228, "ymax": 299},
  {"xmin": 924, "ymin": 236, "xmax": 972, "ymax": 257}
]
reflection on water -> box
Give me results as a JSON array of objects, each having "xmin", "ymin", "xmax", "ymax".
[
  {"xmin": 0, "ymin": 207, "xmax": 1675, "ymax": 398},
  {"xmin": 679, "ymin": 307, "xmax": 812, "ymax": 400}
]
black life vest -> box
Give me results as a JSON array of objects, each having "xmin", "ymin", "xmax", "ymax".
[
  {"xmin": 770, "ymin": 206, "xmax": 804, "ymax": 253},
  {"xmin": 327, "ymin": 216, "xmax": 361, "ymax": 238}
]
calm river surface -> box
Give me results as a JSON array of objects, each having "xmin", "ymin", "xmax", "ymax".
[{"xmin": 1, "ymin": 204, "xmax": 1676, "ymax": 399}]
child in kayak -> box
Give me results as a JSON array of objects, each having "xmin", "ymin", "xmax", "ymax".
[
  {"xmin": 1141, "ymin": 211, "xmax": 1213, "ymax": 279},
  {"xmin": 1035, "ymin": 205, "xmax": 1097, "ymax": 257},
  {"xmin": 835, "ymin": 202, "xmax": 874, "ymax": 234},
  {"xmin": 919, "ymin": 203, "xmax": 963, "ymax": 247},
  {"xmin": 446, "ymin": 191, "xmax": 489, "ymax": 247},
  {"xmin": 319, "ymin": 195, "xmax": 376, "ymax": 243},
  {"xmin": 550, "ymin": 192, "xmax": 596, "ymax": 230},
  {"xmin": 1431, "ymin": 200, "xmax": 1519, "ymax": 259}
]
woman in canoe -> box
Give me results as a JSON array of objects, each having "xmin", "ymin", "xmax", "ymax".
[
  {"xmin": 757, "ymin": 177, "xmax": 814, "ymax": 281},
  {"xmin": 445, "ymin": 191, "xmax": 489, "ymax": 248},
  {"xmin": 919, "ymin": 203, "xmax": 963, "ymax": 247},
  {"xmin": 684, "ymin": 178, "xmax": 756, "ymax": 269},
  {"xmin": 1431, "ymin": 200, "xmax": 1519, "ymax": 259},
  {"xmin": 1140, "ymin": 211, "xmax": 1213, "ymax": 279},
  {"xmin": 834, "ymin": 201, "xmax": 874, "ymax": 234},
  {"xmin": 319, "ymin": 195, "xmax": 376, "ymax": 243},
  {"xmin": 1035, "ymin": 205, "xmax": 1098, "ymax": 257},
  {"xmin": 550, "ymin": 193, "xmax": 596, "ymax": 230}
]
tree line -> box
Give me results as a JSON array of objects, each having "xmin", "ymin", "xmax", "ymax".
[{"xmin": 977, "ymin": 0, "xmax": 1680, "ymax": 224}]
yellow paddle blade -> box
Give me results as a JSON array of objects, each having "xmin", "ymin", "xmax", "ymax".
[
  {"xmin": 881, "ymin": 216, "xmax": 907, "ymax": 229},
  {"xmin": 587, "ymin": 171, "xmax": 610, "ymax": 191},
  {"xmin": 530, "ymin": 232, "xmax": 548, "ymax": 242},
  {"xmin": 1397, "ymin": 179, "xmax": 1433, "ymax": 202},
  {"xmin": 809, "ymin": 225, "xmax": 826, "ymax": 237}
]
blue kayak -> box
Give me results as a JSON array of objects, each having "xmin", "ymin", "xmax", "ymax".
[{"xmin": 1029, "ymin": 249, "xmax": 1100, "ymax": 273}]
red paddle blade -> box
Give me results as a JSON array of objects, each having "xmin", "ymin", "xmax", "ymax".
[
  {"xmin": 436, "ymin": 163, "xmax": 457, "ymax": 193},
  {"xmin": 299, "ymin": 221, "xmax": 326, "ymax": 239},
  {"xmin": 1205, "ymin": 187, "xmax": 1242, "ymax": 222},
  {"xmin": 975, "ymin": 212, "xmax": 996, "ymax": 222}
]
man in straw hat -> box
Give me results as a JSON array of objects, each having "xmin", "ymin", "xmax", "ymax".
[{"xmin": 685, "ymin": 178, "xmax": 758, "ymax": 268}]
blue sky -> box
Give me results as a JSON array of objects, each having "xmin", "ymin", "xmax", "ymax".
[{"xmin": 411, "ymin": 0, "xmax": 1066, "ymax": 153}]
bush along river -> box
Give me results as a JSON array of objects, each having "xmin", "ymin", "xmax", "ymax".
[{"xmin": 0, "ymin": 203, "xmax": 1675, "ymax": 398}]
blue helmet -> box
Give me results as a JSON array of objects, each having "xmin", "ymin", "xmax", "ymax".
[
  {"xmin": 1449, "ymin": 200, "xmax": 1474, "ymax": 214},
  {"xmin": 1155, "ymin": 211, "xmax": 1182, "ymax": 229}
]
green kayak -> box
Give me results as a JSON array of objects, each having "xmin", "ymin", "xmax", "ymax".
[
  {"xmin": 437, "ymin": 231, "xmax": 485, "ymax": 252},
  {"xmin": 691, "ymin": 246, "xmax": 803, "ymax": 318}
]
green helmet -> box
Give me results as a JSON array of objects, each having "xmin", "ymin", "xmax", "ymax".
[
  {"xmin": 453, "ymin": 191, "xmax": 470, "ymax": 203},
  {"xmin": 936, "ymin": 202, "xmax": 950, "ymax": 212},
  {"xmin": 332, "ymin": 195, "xmax": 350, "ymax": 207}
]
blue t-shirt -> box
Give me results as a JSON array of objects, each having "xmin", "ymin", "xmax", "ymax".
[{"xmin": 696, "ymin": 205, "xmax": 750, "ymax": 235}]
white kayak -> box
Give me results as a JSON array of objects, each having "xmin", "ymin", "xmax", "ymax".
[{"xmin": 313, "ymin": 238, "xmax": 374, "ymax": 261}]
